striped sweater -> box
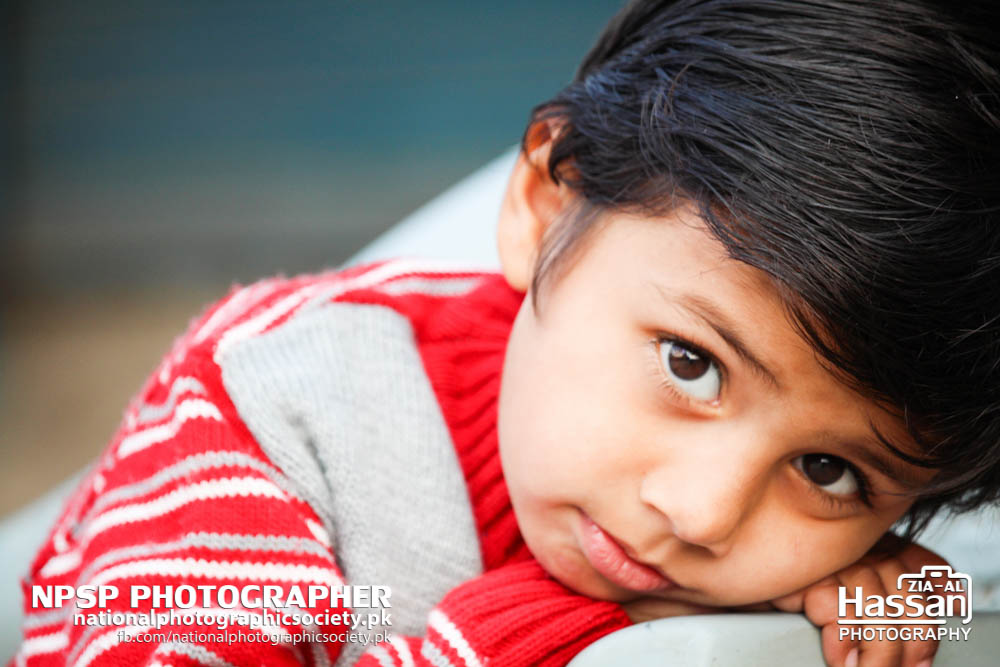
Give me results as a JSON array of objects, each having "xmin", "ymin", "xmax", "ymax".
[{"xmin": 13, "ymin": 260, "xmax": 631, "ymax": 667}]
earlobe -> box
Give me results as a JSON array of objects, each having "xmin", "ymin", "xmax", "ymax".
[{"xmin": 497, "ymin": 119, "xmax": 574, "ymax": 292}]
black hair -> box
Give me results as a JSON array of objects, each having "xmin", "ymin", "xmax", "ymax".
[{"xmin": 524, "ymin": 0, "xmax": 1000, "ymax": 538}]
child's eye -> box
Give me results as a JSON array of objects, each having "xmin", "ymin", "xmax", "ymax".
[
  {"xmin": 793, "ymin": 453, "xmax": 858, "ymax": 496},
  {"xmin": 658, "ymin": 339, "xmax": 722, "ymax": 402}
]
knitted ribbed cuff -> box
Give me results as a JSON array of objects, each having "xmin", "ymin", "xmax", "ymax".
[{"xmin": 427, "ymin": 559, "xmax": 632, "ymax": 667}]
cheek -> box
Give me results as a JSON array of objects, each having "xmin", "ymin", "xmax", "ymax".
[
  {"xmin": 497, "ymin": 311, "xmax": 638, "ymax": 499},
  {"xmin": 712, "ymin": 517, "xmax": 892, "ymax": 604},
  {"xmin": 498, "ymin": 360, "xmax": 604, "ymax": 496}
]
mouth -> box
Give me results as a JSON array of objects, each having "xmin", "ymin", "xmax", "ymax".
[{"xmin": 577, "ymin": 512, "xmax": 678, "ymax": 593}]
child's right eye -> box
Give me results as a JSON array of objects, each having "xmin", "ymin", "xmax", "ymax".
[
  {"xmin": 657, "ymin": 339, "xmax": 722, "ymax": 403},
  {"xmin": 792, "ymin": 453, "xmax": 873, "ymax": 509},
  {"xmin": 794, "ymin": 453, "xmax": 858, "ymax": 495}
]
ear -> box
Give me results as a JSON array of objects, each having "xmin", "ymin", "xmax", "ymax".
[{"xmin": 497, "ymin": 119, "xmax": 575, "ymax": 292}]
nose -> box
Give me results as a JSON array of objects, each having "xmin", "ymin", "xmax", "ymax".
[{"xmin": 638, "ymin": 430, "xmax": 770, "ymax": 554}]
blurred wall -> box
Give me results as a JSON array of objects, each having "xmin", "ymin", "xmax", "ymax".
[{"xmin": 0, "ymin": 0, "xmax": 622, "ymax": 514}]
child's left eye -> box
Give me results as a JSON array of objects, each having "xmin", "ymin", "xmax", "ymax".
[
  {"xmin": 793, "ymin": 453, "xmax": 858, "ymax": 496},
  {"xmin": 658, "ymin": 339, "xmax": 722, "ymax": 402}
]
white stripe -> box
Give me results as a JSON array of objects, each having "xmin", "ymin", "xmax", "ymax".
[
  {"xmin": 21, "ymin": 607, "xmax": 68, "ymax": 631},
  {"xmin": 390, "ymin": 634, "xmax": 416, "ymax": 667},
  {"xmin": 17, "ymin": 630, "xmax": 68, "ymax": 659},
  {"xmin": 117, "ymin": 398, "xmax": 223, "ymax": 459},
  {"xmin": 192, "ymin": 280, "xmax": 281, "ymax": 344},
  {"xmin": 296, "ymin": 259, "xmax": 491, "ymax": 320},
  {"xmin": 309, "ymin": 640, "xmax": 331, "ymax": 667},
  {"xmin": 135, "ymin": 376, "xmax": 207, "ymax": 425},
  {"xmin": 305, "ymin": 519, "xmax": 331, "ymax": 548},
  {"xmin": 73, "ymin": 604, "xmax": 311, "ymax": 667},
  {"xmin": 419, "ymin": 640, "xmax": 454, "ymax": 667},
  {"xmin": 214, "ymin": 285, "xmax": 320, "ymax": 359},
  {"xmin": 40, "ymin": 549, "xmax": 82, "ymax": 578},
  {"xmin": 73, "ymin": 607, "xmax": 278, "ymax": 667},
  {"xmin": 373, "ymin": 257, "xmax": 494, "ymax": 276},
  {"xmin": 74, "ymin": 625, "xmax": 144, "ymax": 667},
  {"xmin": 366, "ymin": 645, "xmax": 395, "ymax": 667},
  {"xmin": 82, "ymin": 477, "xmax": 286, "ymax": 540},
  {"xmin": 56, "ymin": 461, "xmax": 307, "ymax": 583},
  {"xmin": 70, "ymin": 531, "xmax": 337, "ymax": 604},
  {"xmin": 153, "ymin": 613, "xmax": 264, "ymax": 666},
  {"xmin": 49, "ymin": 463, "xmax": 100, "ymax": 556},
  {"xmin": 377, "ymin": 276, "xmax": 483, "ymax": 297},
  {"xmin": 428, "ymin": 609, "xmax": 482, "ymax": 667},
  {"xmin": 214, "ymin": 259, "xmax": 490, "ymax": 362},
  {"xmin": 80, "ymin": 450, "xmax": 298, "ymax": 532},
  {"xmin": 86, "ymin": 556, "xmax": 342, "ymax": 589},
  {"xmin": 157, "ymin": 362, "xmax": 171, "ymax": 385}
]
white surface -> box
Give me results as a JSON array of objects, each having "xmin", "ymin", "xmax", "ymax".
[
  {"xmin": 569, "ymin": 613, "xmax": 1000, "ymax": 667},
  {"xmin": 919, "ymin": 508, "xmax": 1000, "ymax": 611},
  {"xmin": 345, "ymin": 147, "xmax": 515, "ymax": 269},
  {"xmin": 571, "ymin": 614, "xmax": 824, "ymax": 666}
]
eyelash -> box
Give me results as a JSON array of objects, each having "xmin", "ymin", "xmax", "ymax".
[
  {"xmin": 654, "ymin": 368, "xmax": 697, "ymax": 408},
  {"xmin": 649, "ymin": 334, "xmax": 725, "ymax": 408},
  {"xmin": 806, "ymin": 462, "xmax": 875, "ymax": 511},
  {"xmin": 649, "ymin": 334, "xmax": 876, "ymax": 510}
]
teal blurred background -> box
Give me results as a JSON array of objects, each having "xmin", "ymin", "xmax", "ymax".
[{"xmin": 0, "ymin": 0, "xmax": 621, "ymax": 514}]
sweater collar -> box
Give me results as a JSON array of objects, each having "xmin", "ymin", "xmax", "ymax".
[{"xmin": 412, "ymin": 272, "xmax": 533, "ymax": 569}]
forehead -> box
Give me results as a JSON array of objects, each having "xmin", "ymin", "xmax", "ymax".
[{"xmin": 571, "ymin": 207, "xmax": 791, "ymax": 346}]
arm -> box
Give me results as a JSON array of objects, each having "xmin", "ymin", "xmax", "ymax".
[
  {"xmin": 14, "ymin": 401, "xmax": 352, "ymax": 667},
  {"xmin": 14, "ymin": 280, "xmax": 355, "ymax": 667},
  {"xmin": 355, "ymin": 560, "xmax": 632, "ymax": 667}
]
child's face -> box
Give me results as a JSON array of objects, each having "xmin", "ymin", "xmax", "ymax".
[{"xmin": 496, "ymin": 205, "xmax": 933, "ymax": 607}]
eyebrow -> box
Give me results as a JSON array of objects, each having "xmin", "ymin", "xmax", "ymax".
[
  {"xmin": 834, "ymin": 432, "xmax": 928, "ymax": 493},
  {"xmin": 649, "ymin": 284, "xmax": 781, "ymax": 389}
]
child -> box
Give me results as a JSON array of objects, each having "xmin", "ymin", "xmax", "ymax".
[{"xmin": 14, "ymin": 1, "xmax": 999, "ymax": 666}]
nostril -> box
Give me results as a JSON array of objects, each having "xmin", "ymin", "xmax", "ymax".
[
  {"xmin": 671, "ymin": 521, "xmax": 735, "ymax": 555},
  {"xmin": 638, "ymin": 476, "xmax": 745, "ymax": 555}
]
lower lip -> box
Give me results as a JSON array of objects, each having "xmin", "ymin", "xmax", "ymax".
[{"xmin": 578, "ymin": 514, "xmax": 676, "ymax": 593}]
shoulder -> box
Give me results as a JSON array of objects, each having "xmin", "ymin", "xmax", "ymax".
[
  {"xmin": 170, "ymin": 258, "xmax": 499, "ymax": 358},
  {"xmin": 126, "ymin": 258, "xmax": 497, "ymax": 413}
]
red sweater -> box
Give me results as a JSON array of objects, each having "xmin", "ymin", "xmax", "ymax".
[{"xmin": 13, "ymin": 260, "xmax": 630, "ymax": 667}]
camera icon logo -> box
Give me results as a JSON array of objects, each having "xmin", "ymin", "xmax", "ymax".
[{"xmin": 897, "ymin": 565, "xmax": 972, "ymax": 625}]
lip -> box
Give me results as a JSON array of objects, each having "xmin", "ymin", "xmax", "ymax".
[{"xmin": 578, "ymin": 513, "xmax": 677, "ymax": 593}]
